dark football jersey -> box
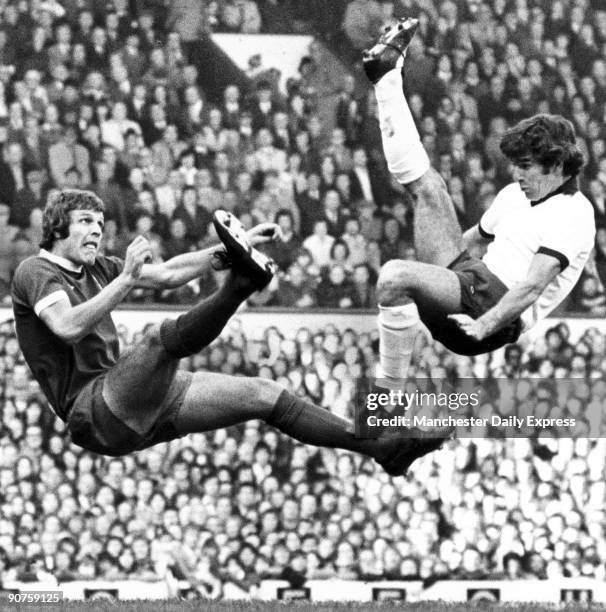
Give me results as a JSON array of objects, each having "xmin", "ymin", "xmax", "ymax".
[{"xmin": 11, "ymin": 252, "xmax": 124, "ymax": 421}]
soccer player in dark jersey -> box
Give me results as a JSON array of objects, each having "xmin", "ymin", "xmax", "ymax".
[{"xmin": 11, "ymin": 189, "xmax": 436, "ymax": 476}]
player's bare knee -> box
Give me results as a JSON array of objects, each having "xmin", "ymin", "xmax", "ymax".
[
  {"xmin": 377, "ymin": 261, "xmax": 414, "ymax": 306},
  {"xmin": 138, "ymin": 324, "xmax": 173, "ymax": 359},
  {"xmin": 247, "ymin": 376, "xmax": 283, "ymax": 414},
  {"xmin": 142, "ymin": 324, "xmax": 163, "ymax": 347},
  {"xmin": 409, "ymin": 168, "xmax": 447, "ymax": 202}
]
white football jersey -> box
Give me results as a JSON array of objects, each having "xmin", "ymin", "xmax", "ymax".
[{"xmin": 479, "ymin": 179, "xmax": 595, "ymax": 331}]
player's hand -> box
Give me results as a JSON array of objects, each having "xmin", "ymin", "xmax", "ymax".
[
  {"xmin": 447, "ymin": 314, "xmax": 488, "ymax": 341},
  {"xmin": 247, "ymin": 223, "xmax": 282, "ymax": 246},
  {"xmin": 122, "ymin": 235, "xmax": 153, "ymax": 282}
]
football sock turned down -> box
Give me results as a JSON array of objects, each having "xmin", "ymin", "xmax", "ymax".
[
  {"xmin": 267, "ymin": 390, "xmax": 380, "ymax": 457},
  {"xmin": 374, "ymin": 67, "xmax": 430, "ymax": 184},
  {"xmin": 377, "ymin": 303, "xmax": 420, "ymax": 386},
  {"xmin": 160, "ymin": 278, "xmax": 254, "ymax": 358}
]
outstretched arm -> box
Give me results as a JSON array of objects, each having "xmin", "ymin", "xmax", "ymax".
[
  {"xmin": 448, "ymin": 253, "xmax": 561, "ymax": 341},
  {"xmin": 135, "ymin": 244, "xmax": 222, "ymax": 290},
  {"xmin": 135, "ymin": 222, "xmax": 281, "ymax": 289}
]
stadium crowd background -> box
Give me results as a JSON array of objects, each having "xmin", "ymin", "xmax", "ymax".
[
  {"xmin": 1, "ymin": 0, "xmax": 606, "ymax": 598},
  {"xmin": 3, "ymin": 316, "xmax": 606, "ymax": 593},
  {"xmin": 0, "ymin": 0, "xmax": 605, "ymax": 311}
]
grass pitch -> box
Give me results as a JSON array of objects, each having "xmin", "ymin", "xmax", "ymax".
[{"xmin": 5, "ymin": 601, "xmax": 606, "ymax": 612}]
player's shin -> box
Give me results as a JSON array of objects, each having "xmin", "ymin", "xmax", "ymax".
[
  {"xmin": 160, "ymin": 276, "xmax": 256, "ymax": 359},
  {"xmin": 265, "ymin": 389, "xmax": 439, "ymax": 476},
  {"xmin": 374, "ymin": 68, "xmax": 429, "ymax": 184},
  {"xmin": 266, "ymin": 390, "xmax": 383, "ymax": 458},
  {"xmin": 376, "ymin": 303, "xmax": 420, "ymax": 388}
]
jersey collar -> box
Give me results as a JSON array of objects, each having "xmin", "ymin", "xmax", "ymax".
[
  {"xmin": 530, "ymin": 176, "xmax": 579, "ymax": 207},
  {"xmin": 39, "ymin": 249, "xmax": 83, "ymax": 273}
]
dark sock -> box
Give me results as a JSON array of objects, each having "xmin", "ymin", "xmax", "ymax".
[
  {"xmin": 160, "ymin": 274, "xmax": 255, "ymax": 358},
  {"xmin": 266, "ymin": 390, "xmax": 382, "ymax": 459}
]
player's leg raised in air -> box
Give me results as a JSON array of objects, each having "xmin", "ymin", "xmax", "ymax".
[
  {"xmin": 70, "ymin": 212, "xmax": 426, "ymax": 477},
  {"xmin": 363, "ymin": 18, "xmax": 517, "ymax": 377}
]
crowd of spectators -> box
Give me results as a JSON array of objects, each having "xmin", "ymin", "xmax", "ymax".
[
  {"xmin": 0, "ymin": 1, "xmax": 604, "ymax": 312},
  {"xmin": 1, "ymin": 314, "xmax": 606, "ymax": 596},
  {"xmin": 1, "ymin": 0, "xmax": 606, "ymax": 599}
]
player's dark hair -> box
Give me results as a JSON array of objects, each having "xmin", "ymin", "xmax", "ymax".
[
  {"xmin": 40, "ymin": 189, "xmax": 105, "ymax": 250},
  {"xmin": 499, "ymin": 113, "xmax": 585, "ymax": 177}
]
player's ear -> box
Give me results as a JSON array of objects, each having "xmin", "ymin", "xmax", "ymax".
[
  {"xmin": 552, "ymin": 160, "xmax": 564, "ymax": 176},
  {"xmin": 543, "ymin": 160, "xmax": 563, "ymax": 176}
]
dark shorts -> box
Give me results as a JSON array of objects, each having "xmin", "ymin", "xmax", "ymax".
[
  {"xmin": 67, "ymin": 371, "xmax": 193, "ymax": 456},
  {"xmin": 420, "ymin": 250, "xmax": 522, "ymax": 356}
]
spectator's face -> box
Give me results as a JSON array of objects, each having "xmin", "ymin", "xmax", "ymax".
[
  {"xmin": 105, "ymin": 12, "xmax": 120, "ymax": 30},
  {"xmin": 180, "ymin": 64, "xmax": 197, "ymax": 85},
  {"xmin": 257, "ymin": 87, "xmax": 272, "ymax": 103},
  {"xmin": 173, "ymin": 462, "xmax": 189, "ymax": 483},
  {"xmin": 395, "ymin": 556, "xmax": 417, "ymax": 577},
  {"xmin": 64, "ymin": 170, "xmax": 81, "ymax": 188},
  {"xmin": 6, "ymin": 143, "xmax": 22, "ymax": 165},
  {"xmin": 25, "ymin": 426, "xmax": 43, "ymax": 449},
  {"xmin": 77, "ymin": 473, "xmax": 96, "ymax": 496},
  {"xmin": 273, "ymin": 212, "xmax": 292, "ymax": 234},
  {"xmin": 77, "ymin": 10, "xmax": 93, "ymax": 30},
  {"xmin": 384, "ymin": 219, "xmax": 399, "ymax": 241},
  {"xmin": 237, "ymin": 485, "xmax": 255, "ymax": 508},
  {"xmin": 274, "ymin": 112, "xmax": 288, "ymax": 131},
  {"xmin": 96, "ymin": 161, "xmax": 114, "ymax": 184},
  {"xmin": 236, "ymin": 172, "xmax": 251, "ymax": 192},
  {"xmin": 170, "ymin": 219, "xmax": 186, "ymax": 239},
  {"xmin": 41, "ymin": 492, "xmax": 59, "ymax": 515},
  {"xmin": 208, "ymin": 108, "xmax": 222, "ymax": 129},
  {"xmin": 281, "ymin": 499, "xmax": 299, "ymax": 522},
  {"xmin": 55, "ymin": 23, "xmax": 71, "ymax": 45},
  {"xmin": 257, "ymin": 129, "xmax": 272, "ymax": 148},
  {"xmin": 162, "ymin": 124, "xmax": 177, "ymax": 143},
  {"xmin": 68, "ymin": 42, "xmax": 86, "ymax": 65},
  {"xmin": 132, "ymin": 538, "xmax": 149, "ymax": 560},
  {"xmin": 139, "ymin": 191, "xmax": 157, "ymax": 213},
  {"xmin": 44, "ymin": 515, "xmax": 62, "ymax": 536},
  {"xmin": 317, "ymin": 538, "xmax": 334, "ymax": 561},
  {"xmin": 353, "ymin": 148, "xmax": 368, "ymax": 167},
  {"xmin": 324, "ymin": 190, "xmax": 340, "ymax": 212},
  {"xmin": 224, "ymin": 85, "xmax": 239, "ymax": 103},
  {"xmin": 118, "ymin": 550, "xmax": 134, "ymax": 571},
  {"xmin": 129, "ymin": 167, "xmax": 144, "ymax": 189},
  {"xmin": 112, "ymin": 102, "xmax": 127, "ymax": 121},
  {"xmin": 181, "ymin": 85, "xmax": 198, "ymax": 107},
  {"xmin": 313, "ymin": 220, "xmax": 328, "ymax": 237},
  {"xmin": 195, "ymin": 169, "xmax": 212, "ymax": 189},
  {"xmin": 90, "ymin": 26, "xmax": 106, "ymax": 47},
  {"xmin": 215, "ymin": 152, "xmax": 229, "ymax": 171}
]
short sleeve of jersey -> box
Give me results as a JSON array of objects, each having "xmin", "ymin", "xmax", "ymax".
[
  {"xmin": 12, "ymin": 258, "xmax": 69, "ymax": 316},
  {"xmin": 537, "ymin": 199, "xmax": 595, "ymax": 271},
  {"xmin": 479, "ymin": 183, "xmax": 520, "ymax": 238}
]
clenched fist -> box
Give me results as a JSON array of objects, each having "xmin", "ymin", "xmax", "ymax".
[{"xmin": 121, "ymin": 235, "xmax": 153, "ymax": 282}]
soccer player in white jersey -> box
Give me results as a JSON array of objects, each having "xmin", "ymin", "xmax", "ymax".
[{"xmin": 362, "ymin": 18, "xmax": 596, "ymax": 385}]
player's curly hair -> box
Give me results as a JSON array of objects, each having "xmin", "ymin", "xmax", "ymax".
[
  {"xmin": 40, "ymin": 189, "xmax": 105, "ymax": 250},
  {"xmin": 499, "ymin": 113, "xmax": 585, "ymax": 177}
]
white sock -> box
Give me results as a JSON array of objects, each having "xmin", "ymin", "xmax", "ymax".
[
  {"xmin": 377, "ymin": 303, "xmax": 420, "ymax": 386},
  {"xmin": 374, "ymin": 68, "xmax": 430, "ymax": 184}
]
